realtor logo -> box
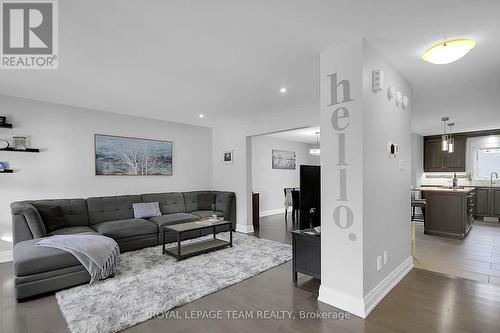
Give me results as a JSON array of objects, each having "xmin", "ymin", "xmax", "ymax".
[{"xmin": 1, "ymin": 0, "xmax": 58, "ymax": 69}]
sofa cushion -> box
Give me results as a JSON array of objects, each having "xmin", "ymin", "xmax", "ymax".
[
  {"xmin": 142, "ymin": 193, "xmax": 186, "ymax": 214},
  {"xmin": 182, "ymin": 191, "xmax": 215, "ymax": 212},
  {"xmin": 29, "ymin": 199, "xmax": 89, "ymax": 229},
  {"xmin": 133, "ymin": 202, "xmax": 161, "ymax": 219},
  {"xmin": 149, "ymin": 213, "xmax": 199, "ymax": 229},
  {"xmin": 87, "ymin": 195, "xmax": 142, "ymax": 224},
  {"xmin": 191, "ymin": 210, "xmax": 225, "ymax": 219},
  {"xmin": 215, "ymin": 192, "xmax": 234, "ymax": 216},
  {"xmin": 91, "ymin": 219, "xmax": 157, "ymax": 239},
  {"xmin": 14, "ymin": 239, "xmax": 82, "ymax": 276},
  {"xmin": 48, "ymin": 226, "xmax": 99, "ymax": 236},
  {"xmin": 33, "ymin": 204, "xmax": 66, "ymax": 233}
]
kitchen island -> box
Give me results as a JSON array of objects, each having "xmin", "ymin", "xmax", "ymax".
[{"xmin": 416, "ymin": 187, "xmax": 475, "ymax": 239}]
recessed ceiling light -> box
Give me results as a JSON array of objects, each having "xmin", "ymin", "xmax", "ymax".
[
  {"xmin": 422, "ymin": 39, "xmax": 476, "ymax": 64},
  {"xmin": 199, "ymin": 114, "xmax": 204, "ymax": 118},
  {"xmin": 280, "ymin": 87, "xmax": 287, "ymax": 93}
]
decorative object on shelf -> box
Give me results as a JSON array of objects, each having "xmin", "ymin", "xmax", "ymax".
[
  {"xmin": 387, "ymin": 86, "xmax": 396, "ymax": 100},
  {"xmin": 272, "ymin": 149, "xmax": 296, "ymax": 170},
  {"xmin": 387, "ymin": 142, "xmax": 399, "ymax": 158},
  {"xmin": 402, "ymin": 95, "xmax": 409, "ymax": 109},
  {"xmin": 422, "ymin": 39, "xmax": 476, "ymax": 65},
  {"xmin": 222, "ymin": 150, "xmax": 233, "ymax": 164},
  {"xmin": 95, "ymin": 134, "xmax": 173, "ymax": 176},
  {"xmin": 447, "ymin": 122, "xmax": 455, "ymax": 153},
  {"xmin": 395, "ymin": 91, "xmax": 402, "ymax": 106},
  {"xmin": 440, "ymin": 116, "xmax": 450, "ymax": 151},
  {"xmin": 0, "ymin": 116, "xmax": 6, "ymax": 124},
  {"xmin": 309, "ymin": 131, "xmax": 320, "ymax": 156},
  {"xmin": 0, "ymin": 139, "xmax": 8, "ymax": 149},
  {"xmin": 372, "ymin": 70, "xmax": 384, "ymax": 92},
  {"xmin": 12, "ymin": 136, "xmax": 27, "ymax": 150},
  {"xmin": 0, "ymin": 161, "xmax": 5, "ymax": 171}
]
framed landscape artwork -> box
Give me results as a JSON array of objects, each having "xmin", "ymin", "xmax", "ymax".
[
  {"xmin": 95, "ymin": 134, "xmax": 173, "ymax": 176},
  {"xmin": 272, "ymin": 149, "xmax": 296, "ymax": 170}
]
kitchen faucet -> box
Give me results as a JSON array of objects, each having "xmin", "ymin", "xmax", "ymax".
[{"xmin": 491, "ymin": 171, "xmax": 499, "ymax": 187}]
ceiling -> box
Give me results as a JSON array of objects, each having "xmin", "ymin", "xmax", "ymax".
[
  {"xmin": 266, "ymin": 126, "xmax": 320, "ymax": 145},
  {"xmin": 1, "ymin": 1, "xmax": 499, "ymax": 134}
]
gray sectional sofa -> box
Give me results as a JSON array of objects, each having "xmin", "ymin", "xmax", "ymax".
[{"xmin": 11, "ymin": 191, "xmax": 235, "ymax": 300}]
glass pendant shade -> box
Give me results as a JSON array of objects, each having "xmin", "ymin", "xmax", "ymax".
[
  {"xmin": 448, "ymin": 138, "xmax": 455, "ymax": 153},
  {"xmin": 441, "ymin": 134, "xmax": 448, "ymax": 151}
]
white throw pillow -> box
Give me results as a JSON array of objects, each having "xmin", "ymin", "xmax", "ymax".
[{"xmin": 133, "ymin": 202, "xmax": 161, "ymax": 219}]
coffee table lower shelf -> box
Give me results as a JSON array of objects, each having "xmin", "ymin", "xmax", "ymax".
[{"xmin": 163, "ymin": 238, "xmax": 231, "ymax": 260}]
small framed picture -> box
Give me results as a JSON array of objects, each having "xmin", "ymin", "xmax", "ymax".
[
  {"xmin": 0, "ymin": 116, "xmax": 6, "ymax": 124},
  {"xmin": 222, "ymin": 150, "xmax": 233, "ymax": 164},
  {"xmin": 12, "ymin": 136, "xmax": 27, "ymax": 150}
]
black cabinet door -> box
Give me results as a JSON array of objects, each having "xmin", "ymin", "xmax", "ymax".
[
  {"xmin": 475, "ymin": 188, "xmax": 490, "ymax": 216},
  {"xmin": 445, "ymin": 136, "xmax": 466, "ymax": 172},
  {"xmin": 424, "ymin": 138, "xmax": 445, "ymax": 172},
  {"xmin": 492, "ymin": 189, "xmax": 500, "ymax": 217}
]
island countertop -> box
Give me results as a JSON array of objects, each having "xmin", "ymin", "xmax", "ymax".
[{"xmin": 414, "ymin": 186, "xmax": 475, "ymax": 193}]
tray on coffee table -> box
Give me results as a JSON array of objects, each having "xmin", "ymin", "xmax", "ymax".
[{"xmin": 162, "ymin": 218, "xmax": 232, "ymax": 260}]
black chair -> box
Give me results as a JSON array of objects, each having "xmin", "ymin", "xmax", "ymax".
[
  {"xmin": 291, "ymin": 189, "xmax": 300, "ymax": 223},
  {"xmin": 411, "ymin": 190, "xmax": 426, "ymax": 223},
  {"xmin": 284, "ymin": 188, "xmax": 293, "ymax": 222}
]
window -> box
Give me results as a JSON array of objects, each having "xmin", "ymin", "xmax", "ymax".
[{"xmin": 476, "ymin": 148, "xmax": 500, "ymax": 179}]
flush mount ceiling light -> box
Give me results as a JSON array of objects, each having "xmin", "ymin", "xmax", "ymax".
[
  {"xmin": 309, "ymin": 132, "xmax": 320, "ymax": 156},
  {"xmin": 279, "ymin": 87, "xmax": 287, "ymax": 93},
  {"xmin": 199, "ymin": 114, "xmax": 204, "ymax": 118},
  {"xmin": 422, "ymin": 39, "xmax": 476, "ymax": 64}
]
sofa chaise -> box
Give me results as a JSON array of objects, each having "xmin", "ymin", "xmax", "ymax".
[{"xmin": 11, "ymin": 190, "xmax": 235, "ymax": 300}]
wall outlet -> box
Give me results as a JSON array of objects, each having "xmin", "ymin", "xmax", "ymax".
[
  {"xmin": 377, "ymin": 256, "xmax": 382, "ymax": 271},
  {"xmin": 383, "ymin": 250, "xmax": 388, "ymax": 264}
]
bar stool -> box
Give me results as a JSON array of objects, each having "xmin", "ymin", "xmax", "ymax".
[{"xmin": 411, "ymin": 190, "xmax": 426, "ymax": 223}]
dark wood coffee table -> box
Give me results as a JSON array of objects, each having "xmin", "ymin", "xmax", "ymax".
[{"xmin": 162, "ymin": 218, "xmax": 233, "ymax": 260}]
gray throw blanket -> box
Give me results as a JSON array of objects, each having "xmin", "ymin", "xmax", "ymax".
[{"xmin": 37, "ymin": 235, "xmax": 120, "ymax": 284}]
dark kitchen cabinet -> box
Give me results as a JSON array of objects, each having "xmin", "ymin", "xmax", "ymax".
[
  {"xmin": 424, "ymin": 135, "xmax": 466, "ymax": 172},
  {"xmin": 475, "ymin": 188, "xmax": 490, "ymax": 216},
  {"xmin": 492, "ymin": 189, "xmax": 500, "ymax": 217}
]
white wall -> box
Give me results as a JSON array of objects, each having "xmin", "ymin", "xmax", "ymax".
[
  {"xmin": 318, "ymin": 39, "xmax": 412, "ymax": 318},
  {"xmin": 251, "ymin": 135, "xmax": 319, "ymax": 216},
  {"xmin": 411, "ymin": 134, "xmax": 424, "ymax": 187},
  {"xmin": 0, "ymin": 94, "xmax": 213, "ymax": 248},
  {"xmin": 361, "ymin": 41, "xmax": 412, "ymax": 296},
  {"xmin": 212, "ymin": 105, "xmax": 320, "ymax": 233}
]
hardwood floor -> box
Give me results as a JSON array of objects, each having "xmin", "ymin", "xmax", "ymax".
[
  {"xmin": 1, "ymin": 213, "xmax": 500, "ymax": 332},
  {"xmin": 415, "ymin": 220, "xmax": 500, "ymax": 286}
]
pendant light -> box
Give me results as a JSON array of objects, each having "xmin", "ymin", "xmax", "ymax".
[
  {"xmin": 441, "ymin": 117, "xmax": 449, "ymax": 151},
  {"xmin": 447, "ymin": 123, "xmax": 455, "ymax": 153},
  {"xmin": 309, "ymin": 132, "xmax": 320, "ymax": 156}
]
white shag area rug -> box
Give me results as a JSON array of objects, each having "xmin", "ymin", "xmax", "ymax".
[{"xmin": 55, "ymin": 232, "xmax": 292, "ymax": 333}]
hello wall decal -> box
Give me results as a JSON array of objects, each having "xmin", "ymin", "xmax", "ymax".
[{"xmin": 327, "ymin": 73, "xmax": 356, "ymax": 242}]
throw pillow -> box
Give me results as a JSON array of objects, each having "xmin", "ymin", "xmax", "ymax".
[
  {"xmin": 34, "ymin": 205, "xmax": 66, "ymax": 233},
  {"xmin": 133, "ymin": 202, "xmax": 161, "ymax": 219}
]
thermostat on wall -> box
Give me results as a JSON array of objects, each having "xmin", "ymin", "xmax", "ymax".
[{"xmin": 388, "ymin": 142, "xmax": 399, "ymax": 158}]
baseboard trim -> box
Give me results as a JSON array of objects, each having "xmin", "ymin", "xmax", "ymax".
[
  {"xmin": 259, "ymin": 208, "xmax": 284, "ymax": 217},
  {"xmin": 235, "ymin": 224, "xmax": 254, "ymax": 234},
  {"xmin": 318, "ymin": 256, "xmax": 414, "ymax": 318},
  {"xmin": 363, "ymin": 256, "xmax": 414, "ymax": 317},
  {"xmin": 0, "ymin": 250, "xmax": 13, "ymax": 263},
  {"xmin": 318, "ymin": 285, "xmax": 366, "ymax": 318}
]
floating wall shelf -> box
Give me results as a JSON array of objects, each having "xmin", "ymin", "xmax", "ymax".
[
  {"xmin": 0, "ymin": 124, "xmax": 13, "ymax": 129},
  {"xmin": 0, "ymin": 169, "xmax": 13, "ymax": 173},
  {"xmin": 0, "ymin": 147, "xmax": 40, "ymax": 153}
]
